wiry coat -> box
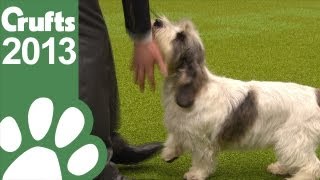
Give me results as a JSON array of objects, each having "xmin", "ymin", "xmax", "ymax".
[{"xmin": 153, "ymin": 17, "xmax": 320, "ymax": 180}]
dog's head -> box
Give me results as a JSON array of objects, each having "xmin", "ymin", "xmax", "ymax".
[{"xmin": 153, "ymin": 17, "xmax": 207, "ymax": 108}]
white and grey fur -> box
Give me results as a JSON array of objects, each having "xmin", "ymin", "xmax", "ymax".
[{"xmin": 152, "ymin": 17, "xmax": 320, "ymax": 180}]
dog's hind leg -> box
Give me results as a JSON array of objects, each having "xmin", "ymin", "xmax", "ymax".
[
  {"xmin": 275, "ymin": 127, "xmax": 320, "ymax": 180},
  {"xmin": 286, "ymin": 162, "xmax": 320, "ymax": 180},
  {"xmin": 161, "ymin": 133, "xmax": 183, "ymax": 163}
]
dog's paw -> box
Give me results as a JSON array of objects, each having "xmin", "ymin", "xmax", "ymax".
[
  {"xmin": 161, "ymin": 147, "xmax": 179, "ymax": 163},
  {"xmin": 183, "ymin": 170, "xmax": 206, "ymax": 180},
  {"xmin": 267, "ymin": 162, "xmax": 288, "ymax": 176}
]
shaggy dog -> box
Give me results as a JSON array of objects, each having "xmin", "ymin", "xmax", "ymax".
[{"xmin": 152, "ymin": 17, "xmax": 320, "ymax": 180}]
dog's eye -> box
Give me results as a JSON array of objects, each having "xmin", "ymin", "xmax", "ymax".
[{"xmin": 176, "ymin": 31, "xmax": 186, "ymax": 41}]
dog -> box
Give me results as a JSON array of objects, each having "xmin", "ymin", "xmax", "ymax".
[{"xmin": 152, "ymin": 17, "xmax": 320, "ymax": 180}]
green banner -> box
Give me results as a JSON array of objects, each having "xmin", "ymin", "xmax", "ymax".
[{"xmin": 0, "ymin": 0, "xmax": 107, "ymax": 179}]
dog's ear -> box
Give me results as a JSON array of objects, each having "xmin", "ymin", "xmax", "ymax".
[
  {"xmin": 175, "ymin": 55, "xmax": 205, "ymax": 108},
  {"xmin": 172, "ymin": 26, "xmax": 206, "ymax": 108},
  {"xmin": 175, "ymin": 61, "xmax": 196, "ymax": 108},
  {"xmin": 175, "ymin": 83, "xmax": 196, "ymax": 108}
]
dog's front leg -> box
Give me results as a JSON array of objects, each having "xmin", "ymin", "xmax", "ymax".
[
  {"xmin": 184, "ymin": 145, "xmax": 217, "ymax": 180},
  {"xmin": 161, "ymin": 133, "xmax": 183, "ymax": 162}
]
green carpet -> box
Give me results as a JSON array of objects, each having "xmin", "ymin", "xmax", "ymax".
[{"xmin": 99, "ymin": 0, "xmax": 320, "ymax": 179}]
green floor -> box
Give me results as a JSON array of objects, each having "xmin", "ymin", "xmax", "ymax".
[{"xmin": 100, "ymin": 0, "xmax": 320, "ymax": 179}]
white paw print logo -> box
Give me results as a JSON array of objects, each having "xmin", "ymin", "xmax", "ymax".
[{"xmin": 0, "ymin": 97, "xmax": 107, "ymax": 180}]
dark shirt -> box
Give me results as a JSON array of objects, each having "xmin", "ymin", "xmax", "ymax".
[
  {"xmin": 122, "ymin": 0, "xmax": 151, "ymax": 41},
  {"xmin": 79, "ymin": 0, "xmax": 151, "ymax": 42}
]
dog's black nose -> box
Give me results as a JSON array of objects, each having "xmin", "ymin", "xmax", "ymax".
[{"xmin": 154, "ymin": 19, "xmax": 163, "ymax": 28}]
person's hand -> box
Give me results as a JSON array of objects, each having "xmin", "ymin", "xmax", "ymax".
[{"xmin": 132, "ymin": 40, "xmax": 167, "ymax": 92}]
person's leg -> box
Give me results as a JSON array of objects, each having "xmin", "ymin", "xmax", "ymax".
[
  {"xmin": 79, "ymin": 0, "xmax": 120, "ymax": 178},
  {"xmin": 79, "ymin": 0, "xmax": 162, "ymax": 178}
]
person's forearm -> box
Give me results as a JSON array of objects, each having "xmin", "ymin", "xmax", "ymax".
[{"xmin": 122, "ymin": 0, "xmax": 152, "ymax": 42}]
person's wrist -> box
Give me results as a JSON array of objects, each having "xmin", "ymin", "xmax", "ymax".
[{"xmin": 133, "ymin": 32, "xmax": 152, "ymax": 45}]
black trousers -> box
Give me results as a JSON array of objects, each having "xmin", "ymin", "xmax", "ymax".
[{"xmin": 79, "ymin": 0, "xmax": 118, "ymax": 178}]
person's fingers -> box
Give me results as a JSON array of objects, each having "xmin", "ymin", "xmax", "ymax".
[
  {"xmin": 137, "ymin": 66, "xmax": 145, "ymax": 92},
  {"xmin": 146, "ymin": 64, "xmax": 155, "ymax": 91},
  {"xmin": 157, "ymin": 57, "xmax": 167, "ymax": 76},
  {"xmin": 152, "ymin": 44, "xmax": 167, "ymax": 76}
]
